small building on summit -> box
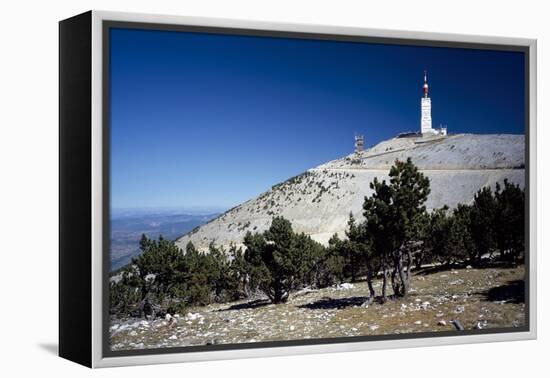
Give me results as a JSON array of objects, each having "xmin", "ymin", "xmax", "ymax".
[{"xmin": 420, "ymin": 70, "xmax": 447, "ymax": 136}]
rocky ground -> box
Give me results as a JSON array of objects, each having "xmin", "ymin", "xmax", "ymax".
[{"xmin": 110, "ymin": 264, "xmax": 525, "ymax": 351}]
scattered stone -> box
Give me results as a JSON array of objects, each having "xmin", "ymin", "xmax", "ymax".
[
  {"xmin": 110, "ymin": 264, "xmax": 525, "ymax": 351},
  {"xmin": 186, "ymin": 312, "xmax": 202, "ymax": 321},
  {"xmin": 466, "ymin": 265, "xmax": 473, "ymax": 269},
  {"xmin": 451, "ymin": 319, "xmax": 465, "ymax": 331},
  {"xmin": 337, "ymin": 283, "xmax": 355, "ymax": 290}
]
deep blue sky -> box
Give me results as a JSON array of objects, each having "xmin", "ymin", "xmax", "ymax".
[{"xmin": 109, "ymin": 28, "xmax": 525, "ymax": 211}]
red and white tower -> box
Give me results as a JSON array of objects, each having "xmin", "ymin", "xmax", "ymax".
[{"xmin": 420, "ymin": 70, "xmax": 433, "ymax": 134}]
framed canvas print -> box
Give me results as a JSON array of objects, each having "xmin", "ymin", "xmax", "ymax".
[{"xmin": 59, "ymin": 10, "xmax": 537, "ymax": 368}]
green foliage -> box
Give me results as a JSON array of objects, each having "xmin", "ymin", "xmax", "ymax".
[
  {"xmin": 316, "ymin": 234, "xmax": 345, "ymax": 286},
  {"xmin": 109, "ymin": 270, "xmax": 141, "ymax": 316},
  {"xmin": 244, "ymin": 217, "xmax": 323, "ymax": 303},
  {"xmin": 423, "ymin": 183, "xmax": 524, "ymax": 265},
  {"xmin": 424, "ymin": 207, "xmax": 453, "ymax": 263},
  {"xmin": 110, "ymin": 235, "xmax": 250, "ymax": 316},
  {"xmin": 340, "ymin": 213, "xmax": 366, "ymax": 282},
  {"xmin": 470, "ymin": 186, "xmax": 497, "ymax": 261},
  {"xmin": 494, "ymin": 180, "xmax": 525, "ymax": 261},
  {"xmin": 447, "ymin": 204, "xmax": 475, "ymax": 262},
  {"xmin": 133, "ymin": 235, "xmax": 187, "ymax": 303},
  {"xmin": 362, "ymin": 158, "xmax": 430, "ymax": 299}
]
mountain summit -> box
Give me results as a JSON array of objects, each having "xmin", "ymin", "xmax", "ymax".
[{"xmin": 175, "ymin": 133, "xmax": 524, "ymax": 251}]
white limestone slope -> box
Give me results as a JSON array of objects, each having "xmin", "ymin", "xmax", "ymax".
[{"xmin": 175, "ymin": 134, "xmax": 525, "ymax": 251}]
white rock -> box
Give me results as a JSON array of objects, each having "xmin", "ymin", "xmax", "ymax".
[
  {"xmin": 165, "ymin": 313, "xmax": 172, "ymax": 321},
  {"xmin": 186, "ymin": 312, "xmax": 202, "ymax": 321},
  {"xmin": 290, "ymin": 325, "xmax": 295, "ymax": 331},
  {"xmin": 438, "ymin": 320, "xmax": 447, "ymax": 326},
  {"xmin": 337, "ymin": 283, "xmax": 355, "ymax": 290},
  {"xmin": 169, "ymin": 335, "xmax": 177, "ymax": 340},
  {"xmin": 369, "ymin": 325, "xmax": 379, "ymax": 331},
  {"xmin": 466, "ymin": 265, "xmax": 473, "ymax": 269},
  {"xmin": 414, "ymin": 320, "xmax": 422, "ymax": 325}
]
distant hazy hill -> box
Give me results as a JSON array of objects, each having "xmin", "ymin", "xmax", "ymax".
[
  {"xmin": 110, "ymin": 211, "xmax": 220, "ymax": 270},
  {"xmin": 175, "ymin": 133, "xmax": 524, "ymax": 251}
]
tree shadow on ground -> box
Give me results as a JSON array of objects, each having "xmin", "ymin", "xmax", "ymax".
[
  {"xmin": 480, "ymin": 279, "xmax": 525, "ymax": 304},
  {"xmin": 415, "ymin": 260, "xmax": 521, "ymax": 276},
  {"xmin": 218, "ymin": 299, "xmax": 271, "ymax": 311},
  {"xmin": 298, "ymin": 296, "xmax": 370, "ymax": 310}
]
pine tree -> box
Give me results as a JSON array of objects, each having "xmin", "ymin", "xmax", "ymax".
[
  {"xmin": 470, "ymin": 186, "xmax": 497, "ymax": 262},
  {"xmin": 363, "ymin": 158, "xmax": 430, "ymax": 300},
  {"xmin": 243, "ymin": 216, "xmax": 321, "ymax": 303},
  {"xmin": 494, "ymin": 180, "xmax": 525, "ymax": 262},
  {"xmin": 425, "ymin": 207, "xmax": 453, "ymax": 264}
]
